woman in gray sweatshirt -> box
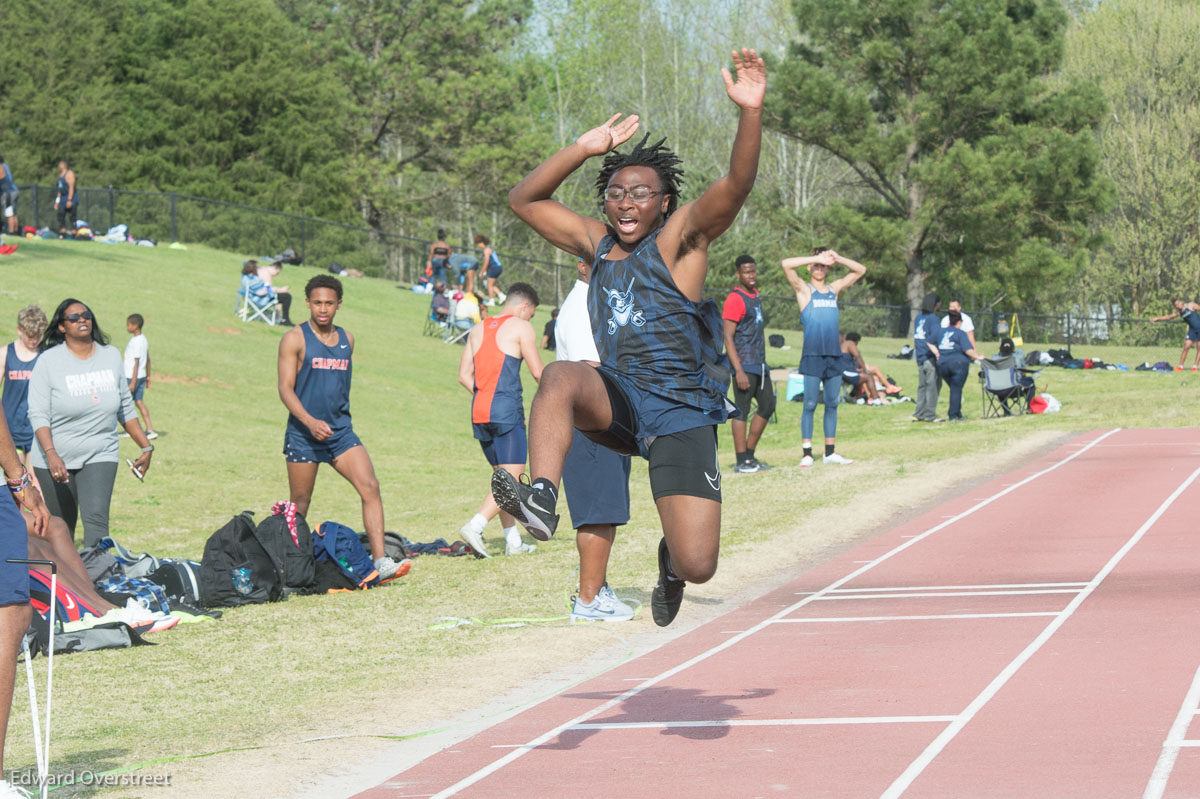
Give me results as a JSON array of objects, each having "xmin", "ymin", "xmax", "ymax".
[{"xmin": 28, "ymin": 299, "xmax": 155, "ymax": 546}]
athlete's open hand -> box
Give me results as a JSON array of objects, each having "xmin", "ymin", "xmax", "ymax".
[
  {"xmin": 576, "ymin": 114, "xmax": 640, "ymax": 158},
  {"xmin": 722, "ymin": 48, "xmax": 766, "ymax": 111}
]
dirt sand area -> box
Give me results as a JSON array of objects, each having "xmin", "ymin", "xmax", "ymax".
[{"xmin": 140, "ymin": 429, "xmax": 1073, "ymax": 799}]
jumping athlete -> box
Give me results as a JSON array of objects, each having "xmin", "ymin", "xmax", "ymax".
[
  {"xmin": 494, "ymin": 48, "xmax": 766, "ymax": 627},
  {"xmin": 277, "ymin": 275, "xmax": 408, "ymax": 581},
  {"xmin": 723, "ymin": 254, "xmax": 775, "ymax": 473},
  {"xmin": 556, "ymin": 257, "xmax": 635, "ymax": 622},
  {"xmin": 456, "ymin": 283, "xmax": 544, "ymax": 558},
  {"xmin": 781, "ymin": 247, "xmax": 866, "ymax": 466},
  {"xmin": 1151, "ymin": 299, "xmax": 1200, "ymax": 371}
]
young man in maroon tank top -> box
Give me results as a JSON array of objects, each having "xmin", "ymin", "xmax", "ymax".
[
  {"xmin": 457, "ymin": 284, "xmax": 544, "ymax": 557},
  {"xmin": 277, "ymin": 275, "xmax": 409, "ymax": 580}
]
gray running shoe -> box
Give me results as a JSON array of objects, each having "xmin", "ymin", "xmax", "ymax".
[
  {"xmin": 571, "ymin": 583, "xmax": 635, "ymax": 623},
  {"xmin": 374, "ymin": 556, "xmax": 412, "ymax": 579},
  {"xmin": 490, "ymin": 470, "xmax": 559, "ymax": 541}
]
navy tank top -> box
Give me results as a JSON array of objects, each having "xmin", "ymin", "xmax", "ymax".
[
  {"xmin": 0, "ymin": 164, "xmax": 15, "ymax": 194},
  {"xmin": 587, "ymin": 228, "xmax": 730, "ymax": 414},
  {"xmin": 1182, "ymin": 307, "xmax": 1200, "ymax": 333},
  {"xmin": 1, "ymin": 344, "xmax": 37, "ymax": 446},
  {"xmin": 730, "ymin": 287, "xmax": 766, "ymax": 375},
  {"xmin": 289, "ymin": 323, "xmax": 353, "ymax": 434},
  {"xmin": 801, "ymin": 283, "xmax": 841, "ymax": 357},
  {"xmin": 56, "ymin": 174, "xmax": 69, "ymax": 202}
]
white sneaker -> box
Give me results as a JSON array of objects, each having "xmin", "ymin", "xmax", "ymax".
[
  {"xmin": 504, "ymin": 541, "xmax": 537, "ymax": 555},
  {"xmin": 0, "ymin": 780, "xmax": 32, "ymax": 798},
  {"xmin": 799, "ymin": 455, "xmax": 814, "ymax": 468},
  {"xmin": 571, "ymin": 584, "xmax": 635, "ymax": 622},
  {"xmin": 374, "ymin": 556, "xmax": 412, "ymax": 580},
  {"xmin": 459, "ymin": 523, "xmax": 491, "ymax": 558},
  {"xmin": 855, "ymin": 397, "xmax": 865, "ymax": 405},
  {"xmin": 869, "ymin": 398, "xmax": 884, "ymax": 406},
  {"xmin": 146, "ymin": 429, "xmax": 159, "ymax": 440},
  {"xmin": 823, "ymin": 453, "xmax": 854, "ymax": 465},
  {"xmin": 118, "ymin": 598, "xmax": 179, "ymax": 632}
]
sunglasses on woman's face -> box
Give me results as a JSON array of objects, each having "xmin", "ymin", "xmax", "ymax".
[{"xmin": 65, "ymin": 311, "xmax": 94, "ymax": 323}]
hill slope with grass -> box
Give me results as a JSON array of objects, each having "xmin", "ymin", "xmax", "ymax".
[{"xmin": 0, "ymin": 236, "xmax": 1193, "ymax": 797}]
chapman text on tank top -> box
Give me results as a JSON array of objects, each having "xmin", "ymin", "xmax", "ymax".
[
  {"xmin": 2, "ymin": 343, "xmax": 38, "ymax": 444},
  {"xmin": 0, "ymin": 164, "xmax": 15, "ymax": 195},
  {"xmin": 587, "ymin": 228, "xmax": 730, "ymax": 416},
  {"xmin": 471, "ymin": 314, "xmax": 524, "ymax": 433},
  {"xmin": 800, "ymin": 283, "xmax": 841, "ymax": 357},
  {"xmin": 1182, "ymin": 307, "xmax": 1200, "ymax": 333},
  {"xmin": 728, "ymin": 286, "xmax": 766, "ymax": 375},
  {"xmin": 288, "ymin": 322, "xmax": 353, "ymax": 435}
]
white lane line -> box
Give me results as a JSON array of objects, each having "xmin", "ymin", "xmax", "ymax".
[
  {"xmin": 828, "ymin": 582, "xmax": 1089, "ymax": 593},
  {"xmin": 1144, "ymin": 664, "xmax": 1200, "ymax": 799},
  {"xmin": 773, "ymin": 612, "xmax": 1061, "ymax": 624},
  {"xmin": 883, "ymin": 462, "xmax": 1200, "ymax": 799},
  {"xmin": 567, "ymin": 715, "xmax": 957, "ymax": 731},
  {"xmin": 814, "ymin": 589, "xmax": 1081, "ymax": 600},
  {"xmin": 428, "ymin": 429, "xmax": 1120, "ymax": 799}
]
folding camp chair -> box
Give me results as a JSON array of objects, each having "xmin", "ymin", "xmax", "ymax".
[
  {"xmin": 979, "ymin": 357, "xmax": 1038, "ymax": 418},
  {"xmin": 442, "ymin": 298, "xmax": 472, "ymax": 345},
  {"xmin": 236, "ymin": 286, "xmax": 281, "ymax": 325}
]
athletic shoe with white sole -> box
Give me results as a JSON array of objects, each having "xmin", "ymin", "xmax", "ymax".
[
  {"xmin": 571, "ymin": 583, "xmax": 635, "ymax": 622},
  {"xmin": 799, "ymin": 454, "xmax": 814, "ymax": 467},
  {"xmin": 651, "ymin": 537, "xmax": 685, "ymax": 627},
  {"xmin": 146, "ymin": 429, "xmax": 159, "ymax": 440},
  {"xmin": 735, "ymin": 460, "xmax": 761, "ymax": 473},
  {"xmin": 459, "ymin": 524, "xmax": 491, "ymax": 559},
  {"xmin": 823, "ymin": 452, "xmax": 854, "ymax": 465},
  {"xmin": 504, "ymin": 541, "xmax": 537, "ymax": 555},
  {"xmin": 118, "ymin": 598, "xmax": 179, "ymax": 633},
  {"xmin": 374, "ymin": 556, "xmax": 412, "ymax": 580},
  {"xmin": 490, "ymin": 470, "xmax": 559, "ymax": 541}
]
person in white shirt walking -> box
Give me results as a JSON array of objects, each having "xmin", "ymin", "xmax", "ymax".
[{"xmin": 124, "ymin": 313, "xmax": 157, "ymax": 439}]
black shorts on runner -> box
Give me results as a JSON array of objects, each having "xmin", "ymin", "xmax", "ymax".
[
  {"xmin": 731, "ymin": 371, "xmax": 776, "ymax": 421},
  {"xmin": 647, "ymin": 425, "xmax": 722, "ymax": 503}
]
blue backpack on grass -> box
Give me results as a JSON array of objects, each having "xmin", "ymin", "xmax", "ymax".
[{"xmin": 312, "ymin": 522, "xmax": 379, "ymax": 591}]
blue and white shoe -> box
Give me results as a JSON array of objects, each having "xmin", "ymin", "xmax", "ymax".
[{"xmin": 570, "ymin": 583, "xmax": 635, "ymax": 623}]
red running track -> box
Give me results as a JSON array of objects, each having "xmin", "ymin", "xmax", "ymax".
[{"xmin": 355, "ymin": 428, "xmax": 1200, "ymax": 799}]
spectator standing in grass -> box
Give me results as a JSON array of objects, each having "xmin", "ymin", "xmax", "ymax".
[
  {"xmin": 0, "ymin": 405, "xmax": 50, "ymax": 799},
  {"xmin": 0, "ymin": 155, "xmax": 17, "ymax": 235},
  {"xmin": 936, "ymin": 311, "xmax": 983, "ymax": 422},
  {"xmin": 456, "ymin": 284, "xmax": 544, "ymax": 557},
  {"xmin": 124, "ymin": 313, "xmax": 157, "ymax": 440},
  {"xmin": 913, "ymin": 292, "xmax": 943, "ymax": 423},
  {"xmin": 450, "ymin": 252, "xmax": 478, "ymax": 292},
  {"xmin": 28, "ymin": 299, "xmax": 154, "ymax": 546},
  {"xmin": 541, "ymin": 308, "xmax": 559, "ymax": 351},
  {"xmin": 940, "ymin": 298, "xmax": 976, "ymax": 349},
  {"xmin": 781, "ymin": 246, "xmax": 866, "ymax": 466},
  {"xmin": 723, "ymin": 254, "xmax": 774, "ymax": 473},
  {"xmin": 1151, "ymin": 299, "xmax": 1200, "ymax": 371},
  {"xmin": 278, "ymin": 275, "xmax": 409, "ymax": 581},
  {"xmin": 555, "ymin": 257, "xmax": 635, "ymax": 621},
  {"xmin": 1, "ymin": 305, "xmax": 47, "ymax": 471},
  {"xmin": 476, "ymin": 234, "xmax": 506, "ymax": 306},
  {"xmin": 427, "ymin": 230, "xmax": 452, "ymax": 287},
  {"xmin": 54, "ymin": 160, "xmax": 77, "ymax": 236}
]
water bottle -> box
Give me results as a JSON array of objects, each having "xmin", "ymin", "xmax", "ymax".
[{"xmin": 232, "ymin": 567, "xmax": 253, "ymax": 596}]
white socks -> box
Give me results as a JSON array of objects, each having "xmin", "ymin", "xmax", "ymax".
[
  {"xmin": 465, "ymin": 513, "xmax": 488, "ymax": 534},
  {"xmin": 503, "ymin": 525, "xmax": 522, "ymax": 547}
]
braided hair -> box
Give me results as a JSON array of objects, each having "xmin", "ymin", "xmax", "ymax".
[{"xmin": 595, "ymin": 134, "xmax": 685, "ymax": 215}]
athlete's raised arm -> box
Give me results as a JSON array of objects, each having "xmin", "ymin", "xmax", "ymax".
[
  {"xmin": 663, "ymin": 49, "xmax": 765, "ymax": 290},
  {"xmin": 509, "ymin": 114, "xmax": 640, "ymax": 260},
  {"xmin": 827, "ymin": 251, "xmax": 867, "ymax": 295},
  {"xmin": 278, "ymin": 327, "xmax": 331, "ymax": 440}
]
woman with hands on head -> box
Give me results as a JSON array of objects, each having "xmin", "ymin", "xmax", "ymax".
[{"xmin": 27, "ymin": 300, "xmax": 154, "ymax": 546}]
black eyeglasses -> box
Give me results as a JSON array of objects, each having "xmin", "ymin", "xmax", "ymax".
[
  {"xmin": 65, "ymin": 311, "xmax": 94, "ymax": 323},
  {"xmin": 603, "ymin": 186, "xmax": 661, "ymax": 203}
]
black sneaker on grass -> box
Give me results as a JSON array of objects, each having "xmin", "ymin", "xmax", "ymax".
[
  {"xmin": 651, "ymin": 537, "xmax": 685, "ymax": 627},
  {"xmin": 490, "ymin": 470, "xmax": 559, "ymax": 541}
]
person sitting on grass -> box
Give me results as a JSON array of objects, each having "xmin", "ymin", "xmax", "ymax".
[
  {"xmin": 494, "ymin": 48, "xmax": 767, "ymax": 628},
  {"xmin": 839, "ymin": 332, "xmax": 884, "ymax": 405},
  {"xmin": 1150, "ymin": 299, "xmax": 1200, "ymax": 372}
]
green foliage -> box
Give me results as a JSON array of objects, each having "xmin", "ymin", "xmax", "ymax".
[
  {"xmin": 766, "ymin": 0, "xmax": 1114, "ymax": 310},
  {"xmin": 1062, "ymin": 0, "xmax": 1200, "ymax": 314},
  {"xmin": 0, "ymin": 0, "xmax": 353, "ymax": 219}
]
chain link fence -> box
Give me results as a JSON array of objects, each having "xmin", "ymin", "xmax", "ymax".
[{"xmin": 12, "ymin": 183, "xmax": 1180, "ymax": 345}]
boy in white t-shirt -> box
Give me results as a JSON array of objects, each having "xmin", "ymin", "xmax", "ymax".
[{"xmin": 124, "ymin": 314, "xmax": 157, "ymax": 439}]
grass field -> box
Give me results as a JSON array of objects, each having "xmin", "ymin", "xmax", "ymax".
[{"xmin": 0, "ymin": 236, "xmax": 1195, "ymax": 796}]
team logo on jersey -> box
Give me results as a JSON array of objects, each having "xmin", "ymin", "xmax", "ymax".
[
  {"xmin": 754, "ymin": 306, "xmax": 764, "ymax": 326},
  {"xmin": 938, "ymin": 331, "xmax": 956, "ymax": 350},
  {"xmin": 602, "ymin": 278, "xmax": 646, "ymax": 335}
]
